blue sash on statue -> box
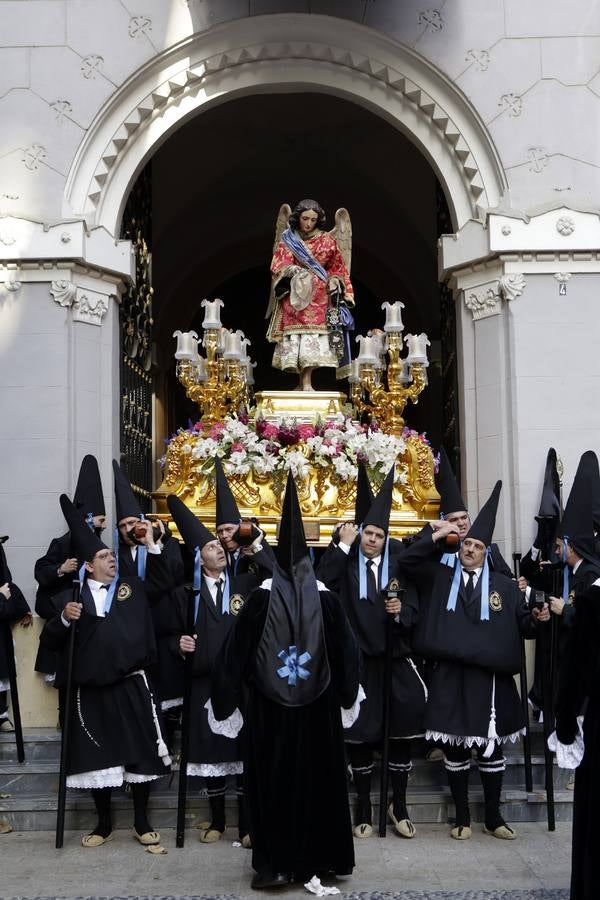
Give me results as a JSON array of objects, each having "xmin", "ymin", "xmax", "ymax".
[{"xmin": 281, "ymin": 228, "xmax": 328, "ymax": 282}]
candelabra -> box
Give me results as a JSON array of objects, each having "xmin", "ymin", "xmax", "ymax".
[
  {"xmin": 173, "ymin": 299, "xmax": 255, "ymax": 427},
  {"xmin": 349, "ymin": 301, "xmax": 430, "ymax": 435}
]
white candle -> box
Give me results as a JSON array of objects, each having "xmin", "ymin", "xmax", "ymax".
[
  {"xmin": 381, "ymin": 301, "xmax": 405, "ymax": 333},
  {"xmin": 201, "ymin": 298, "xmax": 224, "ymax": 329},
  {"xmin": 195, "ymin": 356, "xmax": 208, "ymax": 382},
  {"xmin": 224, "ymin": 330, "xmax": 243, "ymax": 360},
  {"xmin": 173, "ymin": 330, "xmax": 199, "ymax": 360},
  {"xmin": 404, "ymin": 332, "xmax": 430, "ymax": 365},
  {"xmin": 355, "ymin": 335, "xmax": 378, "ymax": 365},
  {"xmin": 368, "ymin": 330, "xmax": 386, "ymax": 368}
]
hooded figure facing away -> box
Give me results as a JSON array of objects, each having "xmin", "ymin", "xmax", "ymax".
[{"xmin": 209, "ymin": 472, "xmax": 361, "ymax": 889}]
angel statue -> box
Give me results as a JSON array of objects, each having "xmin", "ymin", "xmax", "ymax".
[{"xmin": 265, "ymin": 199, "xmax": 355, "ymax": 391}]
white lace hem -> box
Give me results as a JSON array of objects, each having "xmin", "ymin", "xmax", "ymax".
[
  {"xmin": 341, "ymin": 684, "xmax": 366, "ymax": 728},
  {"xmin": 187, "ymin": 761, "xmax": 243, "ymax": 777},
  {"xmin": 0, "ymin": 679, "xmax": 9, "ymax": 692},
  {"xmin": 66, "ymin": 765, "xmax": 164, "ymax": 789},
  {"xmin": 426, "ymin": 728, "xmax": 526, "ymax": 748},
  {"xmin": 205, "ymin": 698, "xmax": 243, "ymax": 739},
  {"xmin": 548, "ymin": 717, "xmax": 585, "ymax": 769},
  {"xmin": 161, "ymin": 697, "xmax": 183, "ymax": 711},
  {"xmin": 43, "ymin": 673, "xmax": 56, "ymax": 684}
]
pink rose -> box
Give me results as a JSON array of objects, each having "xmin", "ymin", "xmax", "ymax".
[
  {"xmin": 209, "ymin": 422, "xmax": 225, "ymax": 439},
  {"xmin": 262, "ymin": 423, "xmax": 279, "ymax": 440},
  {"xmin": 297, "ymin": 424, "xmax": 315, "ymax": 441},
  {"xmin": 231, "ymin": 442, "xmax": 245, "ymax": 453}
]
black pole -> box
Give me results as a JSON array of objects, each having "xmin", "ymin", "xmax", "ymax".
[
  {"xmin": 55, "ymin": 579, "xmax": 80, "ymax": 849},
  {"xmin": 176, "ymin": 586, "xmax": 196, "ymax": 848},
  {"xmin": 512, "ymin": 552, "xmax": 533, "ymax": 793},
  {"xmin": 2, "ymin": 621, "xmax": 24, "ymax": 763},
  {"xmin": 378, "ymin": 584, "xmax": 403, "ymax": 837}
]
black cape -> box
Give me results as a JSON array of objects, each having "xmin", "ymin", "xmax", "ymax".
[
  {"xmin": 211, "ymin": 587, "xmax": 359, "ymax": 879},
  {"xmin": 0, "ymin": 581, "xmax": 29, "ymax": 681}
]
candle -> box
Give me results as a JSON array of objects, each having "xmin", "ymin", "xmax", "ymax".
[
  {"xmin": 381, "ymin": 301, "xmax": 405, "ymax": 333},
  {"xmin": 224, "ymin": 330, "xmax": 243, "ymax": 360},
  {"xmin": 215, "ymin": 327, "xmax": 229, "ymax": 354},
  {"xmin": 404, "ymin": 332, "xmax": 430, "ymax": 365},
  {"xmin": 194, "ymin": 356, "xmax": 208, "ymax": 382},
  {"xmin": 201, "ymin": 298, "xmax": 224, "ymax": 329},
  {"xmin": 399, "ymin": 361, "xmax": 412, "ymax": 384},
  {"xmin": 173, "ymin": 329, "xmax": 199, "ymax": 360},
  {"xmin": 368, "ymin": 329, "xmax": 386, "ymax": 368},
  {"xmin": 355, "ymin": 335, "xmax": 379, "ymax": 365}
]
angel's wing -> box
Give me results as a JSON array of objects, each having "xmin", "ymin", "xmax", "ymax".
[
  {"xmin": 329, "ymin": 208, "xmax": 352, "ymax": 273},
  {"xmin": 272, "ymin": 203, "xmax": 292, "ymax": 256},
  {"xmin": 266, "ymin": 203, "xmax": 292, "ymax": 320}
]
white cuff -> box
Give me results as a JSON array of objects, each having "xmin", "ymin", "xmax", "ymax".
[
  {"xmin": 204, "ymin": 698, "xmax": 243, "ymax": 739},
  {"xmin": 547, "ymin": 717, "xmax": 585, "ymax": 769},
  {"xmin": 341, "ymin": 684, "xmax": 366, "ymax": 728},
  {"xmin": 60, "ymin": 614, "xmax": 71, "ymax": 628},
  {"xmin": 338, "ymin": 542, "xmax": 351, "ymax": 555},
  {"xmin": 147, "ymin": 544, "xmax": 161, "ymax": 555}
]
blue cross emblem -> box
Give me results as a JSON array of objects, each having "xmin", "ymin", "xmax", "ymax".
[{"xmin": 277, "ymin": 645, "xmax": 312, "ymax": 686}]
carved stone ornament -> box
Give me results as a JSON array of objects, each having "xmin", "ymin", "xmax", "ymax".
[
  {"xmin": 3, "ymin": 279, "xmax": 21, "ymax": 293},
  {"xmin": 464, "ymin": 284, "xmax": 501, "ymax": 320},
  {"xmin": 556, "ymin": 216, "xmax": 575, "ymax": 236},
  {"xmin": 499, "ymin": 274, "xmax": 526, "ymax": 301},
  {"xmin": 50, "ymin": 280, "xmax": 77, "ymax": 307},
  {"xmin": 0, "ymin": 226, "xmax": 16, "ymax": 246},
  {"xmin": 72, "ymin": 292, "xmax": 108, "ymax": 326},
  {"xmin": 553, "ymin": 272, "xmax": 572, "ymax": 283}
]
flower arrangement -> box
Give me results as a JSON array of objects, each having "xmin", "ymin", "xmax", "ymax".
[{"xmin": 160, "ymin": 414, "xmax": 438, "ymax": 483}]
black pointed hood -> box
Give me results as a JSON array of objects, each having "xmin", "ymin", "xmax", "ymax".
[
  {"xmin": 254, "ymin": 471, "xmax": 330, "ymax": 708},
  {"xmin": 537, "ymin": 448, "xmax": 561, "ymax": 519},
  {"xmin": 60, "ymin": 494, "xmax": 107, "ymax": 562},
  {"xmin": 73, "ymin": 455, "xmax": 105, "ymax": 517},
  {"xmin": 560, "ymin": 452, "xmax": 600, "ymax": 563},
  {"xmin": 363, "ymin": 465, "xmax": 395, "ymax": 533},
  {"xmin": 466, "ymin": 481, "xmax": 502, "ymax": 547},
  {"xmin": 214, "ymin": 457, "xmax": 241, "ymax": 526},
  {"xmin": 355, "ymin": 461, "xmax": 374, "ymax": 526},
  {"xmin": 113, "ymin": 460, "xmax": 142, "ymax": 523},
  {"xmin": 436, "ymin": 447, "xmax": 467, "ymax": 517},
  {"xmin": 0, "ymin": 539, "xmax": 11, "ymax": 583},
  {"xmin": 167, "ymin": 495, "xmax": 215, "ymax": 551}
]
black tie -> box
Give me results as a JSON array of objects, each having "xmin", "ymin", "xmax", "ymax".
[
  {"xmin": 366, "ymin": 559, "xmax": 379, "ymax": 605},
  {"xmin": 215, "ymin": 578, "xmax": 224, "ymax": 609},
  {"xmin": 464, "ymin": 570, "xmax": 475, "ymax": 601},
  {"xmin": 99, "ymin": 584, "xmax": 109, "ymax": 590}
]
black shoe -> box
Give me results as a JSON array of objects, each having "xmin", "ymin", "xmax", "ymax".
[{"xmin": 251, "ymin": 870, "xmax": 288, "ymax": 889}]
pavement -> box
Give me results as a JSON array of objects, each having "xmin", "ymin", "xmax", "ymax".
[{"xmin": 0, "ymin": 823, "xmax": 571, "ymax": 900}]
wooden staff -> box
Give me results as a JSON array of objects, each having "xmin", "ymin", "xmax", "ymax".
[
  {"xmin": 176, "ymin": 584, "xmax": 196, "ymax": 848},
  {"xmin": 513, "ymin": 552, "xmax": 533, "ymax": 793},
  {"xmin": 55, "ymin": 578, "xmax": 80, "ymax": 849}
]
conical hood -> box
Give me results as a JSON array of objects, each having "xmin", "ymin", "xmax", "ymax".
[
  {"xmin": 363, "ymin": 465, "xmax": 395, "ymax": 533},
  {"xmin": 581, "ymin": 451, "xmax": 600, "ymax": 532},
  {"xmin": 113, "ymin": 460, "xmax": 142, "ymax": 523},
  {"xmin": 214, "ymin": 457, "xmax": 241, "ymax": 526},
  {"xmin": 167, "ymin": 494, "xmax": 215, "ymax": 551},
  {"xmin": 466, "ymin": 481, "xmax": 502, "ymax": 547},
  {"xmin": 0, "ymin": 540, "xmax": 11, "ymax": 583},
  {"xmin": 60, "ymin": 494, "xmax": 107, "ymax": 562},
  {"xmin": 275, "ymin": 470, "xmax": 309, "ymax": 575},
  {"xmin": 436, "ymin": 447, "xmax": 466, "ymax": 516},
  {"xmin": 73, "ymin": 455, "xmax": 105, "ymax": 517},
  {"xmin": 559, "ymin": 451, "xmax": 597, "ymax": 540},
  {"xmin": 537, "ymin": 448, "xmax": 560, "ymax": 519},
  {"xmin": 355, "ymin": 461, "xmax": 374, "ymax": 526}
]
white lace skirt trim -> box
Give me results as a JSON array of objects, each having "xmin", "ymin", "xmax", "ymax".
[
  {"xmin": 122, "ymin": 772, "xmax": 161, "ymax": 784},
  {"xmin": 187, "ymin": 761, "xmax": 243, "ymax": 777},
  {"xmin": 341, "ymin": 684, "xmax": 366, "ymax": 728},
  {"xmin": 426, "ymin": 728, "xmax": 526, "ymax": 748},
  {"xmin": 66, "ymin": 766, "xmax": 126, "ymax": 789},
  {"xmin": 0, "ymin": 679, "xmax": 9, "ymax": 693},
  {"xmin": 161, "ymin": 697, "xmax": 183, "ymax": 711},
  {"xmin": 204, "ymin": 698, "xmax": 243, "ymax": 739},
  {"xmin": 43, "ymin": 673, "xmax": 56, "ymax": 684}
]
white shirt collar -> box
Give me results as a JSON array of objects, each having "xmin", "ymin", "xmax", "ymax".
[{"xmin": 572, "ymin": 558, "xmax": 583, "ymax": 574}]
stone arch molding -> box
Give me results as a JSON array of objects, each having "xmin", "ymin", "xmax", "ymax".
[{"xmin": 64, "ymin": 15, "xmax": 507, "ymax": 236}]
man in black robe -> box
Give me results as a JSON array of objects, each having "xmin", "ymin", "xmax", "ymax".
[
  {"xmin": 0, "ymin": 539, "xmax": 31, "ymax": 736},
  {"xmin": 210, "ymin": 472, "xmax": 360, "ymax": 889},
  {"xmin": 317, "ymin": 466, "xmax": 425, "ymax": 840},
  {"xmin": 39, "ymin": 496, "xmax": 171, "ymax": 848},
  {"xmin": 113, "ymin": 460, "xmax": 184, "ymax": 748},
  {"xmin": 34, "ymin": 455, "xmax": 106, "ymax": 679},
  {"xmin": 168, "ymin": 495, "xmax": 256, "ymax": 845},
  {"xmin": 555, "ymin": 576, "xmax": 600, "ymax": 900},
  {"xmin": 214, "ymin": 458, "xmax": 274, "ymax": 581},
  {"xmin": 398, "ymin": 481, "xmax": 549, "ymax": 841}
]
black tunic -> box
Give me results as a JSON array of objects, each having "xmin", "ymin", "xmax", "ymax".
[
  {"xmin": 317, "ymin": 543, "xmax": 425, "ymax": 742},
  {"xmin": 211, "ymin": 588, "xmax": 359, "ymax": 879},
  {"xmin": 34, "ymin": 532, "xmax": 75, "ymax": 675},
  {"xmin": 398, "ymin": 537, "xmax": 537, "ymax": 745},
  {"xmin": 40, "ymin": 577, "xmax": 169, "ymax": 778},
  {"xmin": 171, "ymin": 573, "xmax": 255, "ymax": 769},
  {"xmin": 146, "ymin": 536, "xmax": 185, "ymax": 705},
  {"xmin": 0, "ymin": 582, "xmax": 29, "ymax": 681},
  {"xmin": 556, "ymin": 583, "xmax": 600, "ymax": 900}
]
